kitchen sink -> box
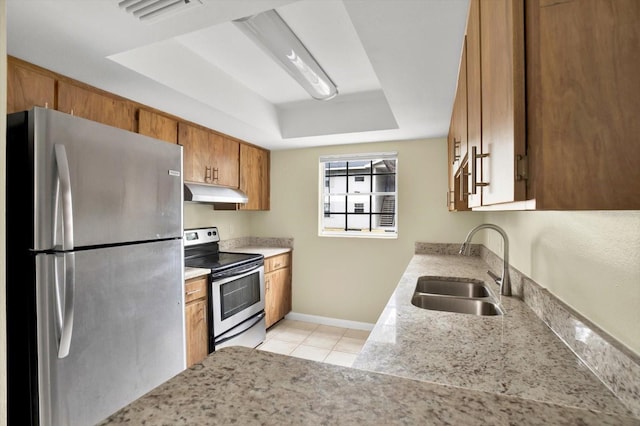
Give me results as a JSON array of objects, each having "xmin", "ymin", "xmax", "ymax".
[
  {"xmin": 411, "ymin": 276, "xmax": 503, "ymax": 316},
  {"xmin": 411, "ymin": 293, "xmax": 503, "ymax": 316},
  {"xmin": 415, "ymin": 277, "xmax": 491, "ymax": 298}
]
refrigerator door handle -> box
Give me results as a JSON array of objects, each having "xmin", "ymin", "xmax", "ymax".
[
  {"xmin": 54, "ymin": 252, "xmax": 76, "ymax": 358},
  {"xmin": 54, "ymin": 144, "xmax": 74, "ymax": 251}
]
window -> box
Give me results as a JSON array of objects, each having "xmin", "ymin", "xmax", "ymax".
[{"xmin": 319, "ymin": 152, "xmax": 397, "ymax": 238}]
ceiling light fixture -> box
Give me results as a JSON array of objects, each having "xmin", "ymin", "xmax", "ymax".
[
  {"xmin": 118, "ymin": 0, "xmax": 203, "ymax": 23},
  {"xmin": 233, "ymin": 10, "xmax": 338, "ymax": 101}
]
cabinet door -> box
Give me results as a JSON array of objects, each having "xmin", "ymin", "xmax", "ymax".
[
  {"xmin": 179, "ymin": 122, "xmax": 212, "ymax": 183},
  {"xmin": 478, "ymin": 0, "xmax": 526, "ymax": 205},
  {"xmin": 527, "ymin": 0, "xmax": 640, "ymax": 209},
  {"xmin": 466, "ymin": 0, "xmax": 482, "ymax": 208},
  {"xmin": 265, "ymin": 267, "xmax": 291, "ymax": 328},
  {"xmin": 185, "ymin": 299, "xmax": 208, "ymax": 367},
  {"xmin": 138, "ymin": 109, "xmax": 178, "ymax": 144},
  {"xmin": 453, "ymin": 40, "xmax": 468, "ymax": 168},
  {"xmin": 239, "ymin": 144, "xmax": 270, "ymax": 211},
  {"xmin": 7, "ymin": 59, "xmax": 56, "ymax": 113},
  {"xmin": 57, "ymin": 81, "xmax": 135, "ymax": 132},
  {"xmin": 210, "ymin": 133, "xmax": 240, "ymax": 188}
]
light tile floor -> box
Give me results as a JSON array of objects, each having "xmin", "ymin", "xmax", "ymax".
[{"xmin": 257, "ymin": 319, "xmax": 370, "ymax": 367}]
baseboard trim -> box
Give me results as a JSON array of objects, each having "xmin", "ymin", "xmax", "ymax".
[{"xmin": 285, "ymin": 312, "xmax": 374, "ymax": 331}]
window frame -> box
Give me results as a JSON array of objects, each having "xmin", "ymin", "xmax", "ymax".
[{"xmin": 318, "ymin": 152, "xmax": 398, "ymax": 239}]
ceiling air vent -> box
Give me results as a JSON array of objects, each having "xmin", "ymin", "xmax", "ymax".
[{"xmin": 118, "ymin": 0, "xmax": 204, "ymax": 23}]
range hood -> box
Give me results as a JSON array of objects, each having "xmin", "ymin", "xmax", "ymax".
[{"xmin": 184, "ymin": 182, "xmax": 248, "ymax": 204}]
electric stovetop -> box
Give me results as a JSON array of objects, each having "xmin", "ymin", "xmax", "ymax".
[{"xmin": 184, "ymin": 227, "xmax": 263, "ymax": 274}]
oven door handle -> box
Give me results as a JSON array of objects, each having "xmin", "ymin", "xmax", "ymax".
[
  {"xmin": 212, "ymin": 261, "xmax": 263, "ymax": 282},
  {"xmin": 215, "ymin": 311, "xmax": 266, "ymax": 346}
]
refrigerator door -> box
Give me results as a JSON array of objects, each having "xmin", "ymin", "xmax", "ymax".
[
  {"xmin": 27, "ymin": 107, "xmax": 183, "ymax": 250},
  {"xmin": 35, "ymin": 240, "xmax": 185, "ymax": 426}
]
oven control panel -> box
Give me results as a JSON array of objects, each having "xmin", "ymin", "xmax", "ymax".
[{"xmin": 184, "ymin": 227, "xmax": 220, "ymax": 246}]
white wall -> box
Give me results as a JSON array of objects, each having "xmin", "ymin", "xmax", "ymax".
[
  {"xmin": 1, "ymin": 0, "xmax": 8, "ymax": 422},
  {"xmin": 483, "ymin": 211, "xmax": 640, "ymax": 355},
  {"xmin": 250, "ymin": 138, "xmax": 483, "ymax": 323}
]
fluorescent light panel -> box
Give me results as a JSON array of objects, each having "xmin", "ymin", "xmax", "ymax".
[{"xmin": 233, "ymin": 10, "xmax": 338, "ymax": 101}]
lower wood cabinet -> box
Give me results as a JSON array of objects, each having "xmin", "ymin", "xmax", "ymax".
[
  {"xmin": 185, "ymin": 276, "xmax": 208, "ymax": 368},
  {"xmin": 264, "ymin": 252, "xmax": 292, "ymax": 329}
]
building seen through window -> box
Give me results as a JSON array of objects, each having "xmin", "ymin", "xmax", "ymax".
[{"xmin": 319, "ymin": 153, "xmax": 397, "ymax": 238}]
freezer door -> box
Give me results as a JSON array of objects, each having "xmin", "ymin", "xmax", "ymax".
[
  {"xmin": 28, "ymin": 108, "xmax": 182, "ymax": 250},
  {"xmin": 35, "ymin": 240, "xmax": 185, "ymax": 426}
]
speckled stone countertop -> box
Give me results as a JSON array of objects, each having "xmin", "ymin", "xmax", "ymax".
[
  {"xmin": 99, "ymin": 346, "xmax": 639, "ymax": 426},
  {"xmin": 224, "ymin": 246, "xmax": 291, "ymax": 258},
  {"xmin": 352, "ymin": 253, "xmax": 634, "ymax": 417}
]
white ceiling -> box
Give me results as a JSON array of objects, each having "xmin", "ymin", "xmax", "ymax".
[{"xmin": 7, "ymin": 0, "xmax": 469, "ymax": 150}]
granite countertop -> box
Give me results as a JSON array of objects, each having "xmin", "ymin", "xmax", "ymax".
[
  {"xmin": 223, "ymin": 246, "xmax": 292, "ymax": 258},
  {"xmin": 99, "ymin": 346, "xmax": 639, "ymax": 426},
  {"xmin": 352, "ymin": 253, "xmax": 633, "ymax": 417},
  {"xmin": 184, "ymin": 267, "xmax": 209, "ymax": 280}
]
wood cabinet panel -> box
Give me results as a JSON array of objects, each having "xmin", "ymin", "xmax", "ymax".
[
  {"xmin": 465, "ymin": 0, "xmax": 482, "ymax": 208},
  {"xmin": 185, "ymin": 276, "xmax": 208, "ymax": 368},
  {"xmin": 264, "ymin": 252, "xmax": 292, "ymax": 329},
  {"xmin": 447, "ymin": 39, "xmax": 470, "ymax": 212},
  {"xmin": 57, "ymin": 81, "xmax": 136, "ymax": 132},
  {"xmin": 138, "ymin": 109, "xmax": 178, "ymax": 144},
  {"xmin": 185, "ymin": 276, "xmax": 207, "ymax": 304},
  {"xmin": 179, "ymin": 123, "xmax": 241, "ymax": 188},
  {"xmin": 265, "ymin": 268, "xmax": 291, "ymax": 329},
  {"xmin": 210, "ymin": 134, "xmax": 239, "ymax": 187},
  {"xmin": 265, "ymin": 253, "xmax": 290, "ymax": 273},
  {"xmin": 7, "ymin": 59, "xmax": 56, "ymax": 113},
  {"xmin": 479, "ymin": 0, "xmax": 526, "ymax": 205},
  {"xmin": 179, "ymin": 122, "xmax": 212, "ymax": 183},
  {"xmin": 239, "ymin": 144, "xmax": 270, "ymax": 211},
  {"xmin": 185, "ymin": 299, "xmax": 208, "ymax": 368},
  {"xmin": 527, "ymin": 0, "xmax": 640, "ymax": 209}
]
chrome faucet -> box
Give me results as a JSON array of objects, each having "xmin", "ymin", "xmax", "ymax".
[{"xmin": 459, "ymin": 224, "xmax": 511, "ymax": 296}]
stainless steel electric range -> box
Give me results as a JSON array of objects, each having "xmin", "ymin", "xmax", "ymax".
[{"xmin": 184, "ymin": 227, "xmax": 265, "ymax": 352}]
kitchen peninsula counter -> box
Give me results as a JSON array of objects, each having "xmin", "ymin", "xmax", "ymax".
[
  {"xmin": 352, "ymin": 252, "xmax": 636, "ymax": 417},
  {"xmin": 99, "ymin": 346, "xmax": 638, "ymax": 425}
]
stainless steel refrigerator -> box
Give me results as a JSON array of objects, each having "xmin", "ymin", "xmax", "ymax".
[{"xmin": 6, "ymin": 107, "xmax": 186, "ymax": 425}]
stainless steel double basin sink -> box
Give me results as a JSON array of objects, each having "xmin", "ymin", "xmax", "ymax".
[{"xmin": 411, "ymin": 276, "xmax": 504, "ymax": 316}]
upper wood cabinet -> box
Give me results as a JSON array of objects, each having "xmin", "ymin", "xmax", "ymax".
[
  {"xmin": 210, "ymin": 134, "xmax": 240, "ymax": 188},
  {"xmin": 57, "ymin": 81, "xmax": 136, "ymax": 132},
  {"xmin": 526, "ymin": 0, "xmax": 640, "ymax": 209},
  {"xmin": 448, "ymin": 0, "xmax": 526, "ymax": 209},
  {"xmin": 7, "ymin": 59, "xmax": 56, "ymax": 114},
  {"xmin": 447, "ymin": 40, "xmax": 470, "ymax": 212},
  {"xmin": 179, "ymin": 122, "xmax": 212, "ymax": 183},
  {"xmin": 476, "ymin": 0, "xmax": 526, "ymax": 206},
  {"xmin": 239, "ymin": 144, "xmax": 270, "ymax": 211},
  {"xmin": 451, "ymin": 0, "xmax": 639, "ymax": 210},
  {"xmin": 465, "ymin": 0, "xmax": 482, "ymax": 208},
  {"xmin": 138, "ymin": 109, "xmax": 178, "ymax": 144},
  {"xmin": 179, "ymin": 122, "xmax": 240, "ymax": 187}
]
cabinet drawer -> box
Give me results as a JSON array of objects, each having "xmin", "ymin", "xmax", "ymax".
[
  {"xmin": 185, "ymin": 276, "xmax": 208, "ymax": 304},
  {"xmin": 265, "ymin": 253, "xmax": 290, "ymax": 273}
]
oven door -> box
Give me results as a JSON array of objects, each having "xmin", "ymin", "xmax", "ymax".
[{"xmin": 211, "ymin": 265, "xmax": 265, "ymax": 339}]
